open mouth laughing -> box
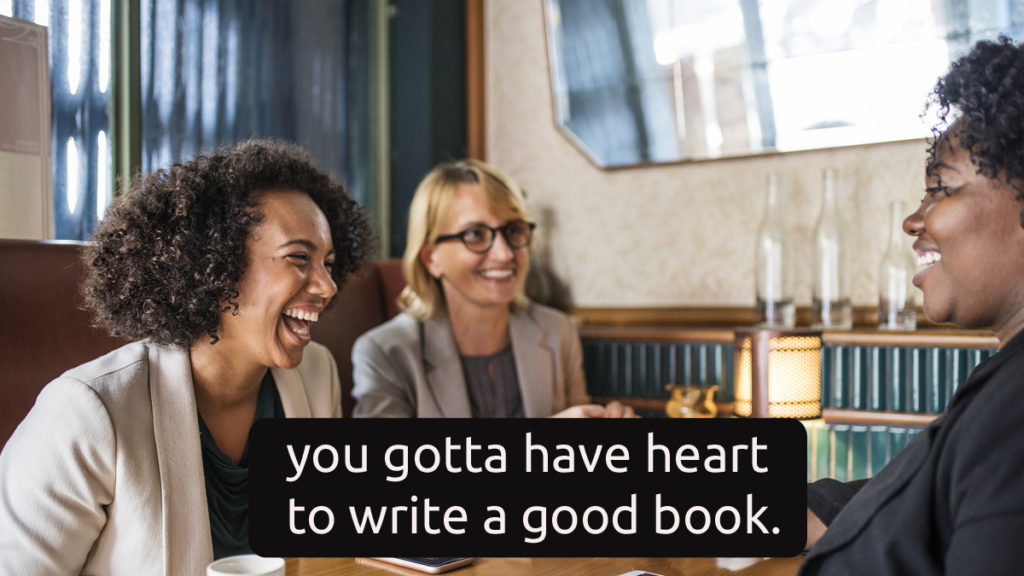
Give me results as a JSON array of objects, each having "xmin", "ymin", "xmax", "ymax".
[{"xmin": 282, "ymin": 307, "xmax": 320, "ymax": 340}]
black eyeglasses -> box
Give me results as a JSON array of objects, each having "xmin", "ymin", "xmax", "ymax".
[{"xmin": 434, "ymin": 220, "xmax": 537, "ymax": 254}]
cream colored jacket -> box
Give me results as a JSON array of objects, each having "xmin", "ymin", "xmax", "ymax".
[{"xmin": 0, "ymin": 340, "xmax": 340, "ymax": 576}]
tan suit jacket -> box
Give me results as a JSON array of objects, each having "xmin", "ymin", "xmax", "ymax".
[
  {"xmin": 351, "ymin": 303, "xmax": 589, "ymax": 417},
  {"xmin": 0, "ymin": 340, "xmax": 340, "ymax": 576}
]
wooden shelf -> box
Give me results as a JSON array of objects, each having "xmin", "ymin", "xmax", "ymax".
[{"xmin": 575, "ymin": 306, "xmax": 997, "ymax": 349}]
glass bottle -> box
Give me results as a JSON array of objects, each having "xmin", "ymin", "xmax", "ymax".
[
  {"xmin": 878, "ymin": 200, "xmax": 917, "ymax": 330},
  {"xmin": 755, "ymin": 173, "xmax": 795, "ymax": 328},
  {"xmin": 811, "ymin": 168, "xmax": 852, "ymax": 329}
]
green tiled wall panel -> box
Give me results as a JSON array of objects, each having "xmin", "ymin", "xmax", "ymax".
[
  {"xmin": 849, "ymin": 425, "xmax": 870, "ymax": 480},
  {"xmin": 581, "ymin": 340, "xmax": 735, "ymax": 403},
  {"xmin": 813, "ymin": 423, "xmax": 830, "ymax": 482},
  {"xmin": 821, "ymin": 344, "xmax": 997, "ymax": 414},
  {"xmin": 892, "ymin": 348, "xmax": 909, "ymax": 409},
  {"xmin": 585, "ymin": 341, "xmax": 996, "ymax": 413},
  {"xmin": 869, "ymin": 426, "xmax": 889, "ymax": 477},
  {"xmin": 806, "ymin": 420, "xmax": 927, "ymax": 482},
  {"xmin": 869, "ymin": 347, "xmax": 885, "ymax": 411},
  {"xmin": 584, "ymin": 339, "xmax": 993, "ymax": 475},
  {"xmin": 832, "ymin": 424, "xmax": 851, "ymax": 481}
]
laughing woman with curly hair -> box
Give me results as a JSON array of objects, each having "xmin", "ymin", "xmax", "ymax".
[{"xmin": 0, "ymin": 140, "xmax": 373, "ymax": 575}]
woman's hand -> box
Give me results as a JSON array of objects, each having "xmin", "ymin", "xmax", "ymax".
[
  {"xmin": 601, "ymin": 400, "xmax": 636, "ymax": 418},
  {"xmin": 551, "ymin": 401, "xmax": 637, "ymax": 418}
]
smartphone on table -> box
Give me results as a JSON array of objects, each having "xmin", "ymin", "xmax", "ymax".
[{"xmin": 370, "ymin": 557, "xmax": 476, "ymax": 574}]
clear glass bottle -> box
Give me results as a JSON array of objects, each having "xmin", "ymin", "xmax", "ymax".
[
  {"xmin": 755, "ymin": 173, "xmax": 795, "ymax": 328},
  {"xmin": 811, "ymin": 168, "xmax": 852, "ymax": 329},
  {"xmin": 878, "ymin": 200, "xmax": 917, "ymax": 330}
]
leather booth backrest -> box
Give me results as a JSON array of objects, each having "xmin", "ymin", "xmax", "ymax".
[
  {"xmin": 0, "ymin": 239, "xmax": 403, "ymax": 449},
  {"xmin": 0, "ymin": 240, "xmax": 127, "ymax": 449},
  {"xmin": 310, "ymin": 260, "xmax": 405, "ymax": 418}
]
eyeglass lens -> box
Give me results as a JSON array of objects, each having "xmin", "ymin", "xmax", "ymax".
[{"xmin": 464, "ymin": 222, "xmax": 532, "ymax": 252}]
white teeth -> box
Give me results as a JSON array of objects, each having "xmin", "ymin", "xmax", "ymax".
[
  {"xmin": 284, "ymin": 309, "xmax": 319, "ymax": 323},
  {"xmin": 917, "ymin": 252, "xmax": 941, "ymax": 267},
  {"xmin": 480, "ymin": 269, "xmax": 514, "ymax": 279}
]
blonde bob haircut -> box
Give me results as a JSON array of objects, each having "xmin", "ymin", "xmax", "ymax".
[{"xmin": 398, "ymin": 159, "xmax": 531, "ymax": 321}]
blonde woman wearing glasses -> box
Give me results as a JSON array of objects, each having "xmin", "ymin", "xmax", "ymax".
[{"xmin": 351, "ymin": 159, "xmax": 633, "ymax": 418}]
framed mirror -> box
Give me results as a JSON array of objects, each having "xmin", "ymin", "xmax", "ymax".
[{"xmin": 543, "ymin": 0, "xmax": 1023, "ymax": 168}]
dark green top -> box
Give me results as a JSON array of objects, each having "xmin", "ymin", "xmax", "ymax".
[{"xmin": 198, "ymin": 370, "xmax": 284, "ymax": 559}]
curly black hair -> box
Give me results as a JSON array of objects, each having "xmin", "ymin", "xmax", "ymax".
[
  {"xmin": 83, "ymin": 139, "xmax": 376, "ymax": 347},
  {"xmin": 926, "ymin": 36, "xmax": 1024, "ymax": 223}
]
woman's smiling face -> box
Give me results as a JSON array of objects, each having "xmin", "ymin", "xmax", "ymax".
[
  {"xmin": 421, "ymin": 183, "xmax": 530, "ymax": 316},
  {"xmin": 215, "ymin": 189, "xmax": 338, "ymax": 369},
  {"xmin": 904, "ymin": 133, "xmax": 1024, "ymax": 339}
]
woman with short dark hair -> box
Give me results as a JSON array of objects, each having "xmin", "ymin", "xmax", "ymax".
[{"xmin": 801, "ymin": 37, "xmax": 1024, "ymax": 575}]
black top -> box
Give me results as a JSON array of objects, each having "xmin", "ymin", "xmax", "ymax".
[
  {"xmin": 460, "ymin": 344, "xmax": 524, "ymax": 418},
  {"xmin": 801, "ymin": 329, "xmax": 1024, "ymax": 575},
  {"xmin": 198, "ymin": 371, "xmax": 284, "ymax": 559}
]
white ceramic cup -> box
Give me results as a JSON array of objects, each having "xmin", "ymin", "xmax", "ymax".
[{"xmin": 206, "ymin": 554, "xmax": 286, "ymax": 576}]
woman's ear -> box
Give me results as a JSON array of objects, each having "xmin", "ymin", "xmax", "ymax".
[{"xmin": 420, "ymin": 245, "xmax": 442, "ymax": 279}]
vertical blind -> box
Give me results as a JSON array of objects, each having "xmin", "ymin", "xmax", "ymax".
[
  {"xmin": 4, "ymin": 0, "xmax": 374, "ymax": 240},
  {"xmin": 6, "ymin": 0, "xmax": 110, "ymax": 240},
  {"xmin": 140, "ymin": 0, "xmax": 350, "ymax": 189}
]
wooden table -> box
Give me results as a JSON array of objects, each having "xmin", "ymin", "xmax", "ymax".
[{"xmin": 286, "ymin": 556, "xmax": 804, "ymax": 576}]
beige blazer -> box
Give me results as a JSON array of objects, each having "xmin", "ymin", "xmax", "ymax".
[
  {"xmin": 0, "ymin": 340, "xmax": 340, "ymax": 576},
  {"xmin": 351, "ymin": 303, "xmax": 589, "ymax": 417}
]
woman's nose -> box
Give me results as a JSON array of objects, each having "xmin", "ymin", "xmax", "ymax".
[
  {"xmin": 310, "ymin": 262, "xmax": 338, "ymax": 300},
  {"xmin": 488, "ymin": 230, "xmax": 516, "ymax": 259},
  {"xmin": 903, "ymin": 203, "xmax": 925, "ymax": 237}
]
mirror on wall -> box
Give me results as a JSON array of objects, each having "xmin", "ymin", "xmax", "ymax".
[{"xmin": 543, "ymin": 0, "xmax": 1023, "ymax": 168}]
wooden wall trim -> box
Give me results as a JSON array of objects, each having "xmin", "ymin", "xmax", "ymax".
[
  {"xmin": 573, "ymin": 305, "xmax": 885, "ymax": 327},
  {"xmin": 822, "ymin": 408, "xmax": 939, "ymax": 427},
  {"xmin": 590, "ymin": 400, "xmax": 939, "ymax": 427},
  {"xmin": 573, "ymin": 306, "xmax": 761, "ymax": 327},
  {"xmin": 572, "ymin": 305, "xmax": 958, "ymax": 329},
  {"xmin": 466, "ymin": 0, "xmax": 486, "ymax": 159},
  {"xmin": 821, "ymin": 329, "xmax": 997, "ymax": 348},
  {"xmin": 573, "ymin": 306, "xmax": 996, "ymax": 348},
  {"xmin": 579, "ymin": 324, "xmax": 735, "ymax": 343}
]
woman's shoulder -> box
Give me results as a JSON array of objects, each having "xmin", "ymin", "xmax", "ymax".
[
  {"xmin": 519, "ymin": 302, "xmax": 577, "ymax": 330},
  {"xmin": 11, "ymin": 344, "xmax": 153, "ymax": 457},
  {"xmin": 58, "ymin": 340, "xmax": 156, "ymax": 393},
  {"xmin": 354, "ymin": 312, "xmax": 421, "ymax": 348}
]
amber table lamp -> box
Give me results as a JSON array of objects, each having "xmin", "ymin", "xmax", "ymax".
[{"xmin": 734, "ymin": 327, "xmax": 822, "ymax": 418}]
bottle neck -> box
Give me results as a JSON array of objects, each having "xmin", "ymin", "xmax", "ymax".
[
  {"xmin": 763, "ymin": 174, "xmax": 779, "ymax": 210},
  {"xmin": 819, "ymin": 171, "xmax": 837, "ymax": 218},
  {"xmin": 764, "ymin": 184, "xmax": 779, "ymax": 215},
  {"xmin": 888, "ymin": 201, "xmax": 906, "ymax": 248},
  {"xmin": 815, "ymin": 168, "xmax": 839, "ymax": 222}
]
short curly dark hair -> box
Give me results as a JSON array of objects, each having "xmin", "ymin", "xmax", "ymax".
[
  {"xmin": 83, "ymin": 139, "xmax": 376, "ymax": 347},
  {"xmin": 926, "ymin": 36, "xmax": 1024, "ymax": 224}
]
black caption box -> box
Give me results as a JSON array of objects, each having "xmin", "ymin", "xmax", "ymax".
[{"xmin": 250, "ymin": 418, "xmax": 806, "ymax": 557}]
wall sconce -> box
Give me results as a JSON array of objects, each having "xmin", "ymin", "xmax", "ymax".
[{"xmin": 734, "ymin": 328, "xmax": 822, "ymax": 418}]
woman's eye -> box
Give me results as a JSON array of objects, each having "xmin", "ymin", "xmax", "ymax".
[
  {"xmin": 922, "ymin": 186, "xmax": 949, "ymax": 201},
  {"xmin": 463, "ymin": 227, "xmax": 485, "ymax": 241},
  {"xmin": 324, "ymin": 260, "xmax": 336, "ymax": 270},
  {"xmin": 288, "ymin": 253, "xmax": 310, "ymax": 264}
]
